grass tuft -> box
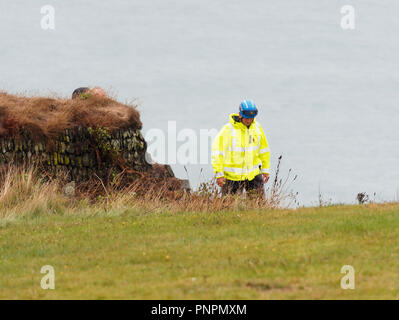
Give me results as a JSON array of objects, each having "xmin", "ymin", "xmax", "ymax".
[{"xmin": 0, "ymin": 157, "xmax": 295, "ymax": 220}]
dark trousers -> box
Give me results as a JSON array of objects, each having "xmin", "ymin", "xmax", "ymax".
[{"xmin": 222, "ymin": 174, "xmax": 265, "ymax": 197}]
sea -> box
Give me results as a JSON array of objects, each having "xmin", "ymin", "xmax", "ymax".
[{"xmin": 1, "ymin": 0, "xmax": 398, "ymax": 206}]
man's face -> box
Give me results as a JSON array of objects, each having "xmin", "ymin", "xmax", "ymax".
[{"xmin": 241, "ymin": 117, "xmax": 254, "ymax": 126}]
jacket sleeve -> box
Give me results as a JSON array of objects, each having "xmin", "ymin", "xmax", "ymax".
[
  {"xmin": 257, "ymin": 123, "xmax": 271, "ymax": 174},
  {"xmin": 211, "ymin": 125, "xmax": 229, "ymax": 178}
]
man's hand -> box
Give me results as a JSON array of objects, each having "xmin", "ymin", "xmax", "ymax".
[
  {"xmin": 262, "ymin": 173, "xmax": 270, "ymax": 184},
  {"xmin": 217, "ymin": 177, "xmax": 226, "ymax": 187}
]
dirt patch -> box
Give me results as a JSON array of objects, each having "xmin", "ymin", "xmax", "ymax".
[{"xmin": 246, "ymin": 281, "xmax": 292, "ymax": 292}]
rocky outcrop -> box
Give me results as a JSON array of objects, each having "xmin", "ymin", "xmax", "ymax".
[
  {"xmin": 0, "ymin": 126, "xmax": 149, "ymax": 182},
  {"xmin": 0, "ymin": 92, "xmax": 190, "ymax": 192}
]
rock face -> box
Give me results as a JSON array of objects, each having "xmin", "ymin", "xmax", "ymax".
[
  {"xmin": 0, "ymin": 92, "xmax": 189, "ymax": 191},
  {"xmin": 0, "ymin": 125, "xmax": 150, "ymax": 182}
]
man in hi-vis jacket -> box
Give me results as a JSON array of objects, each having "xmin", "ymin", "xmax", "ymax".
[{"xmin": 211, "ymin": 100, "xmax": 270, "ymax": 196}]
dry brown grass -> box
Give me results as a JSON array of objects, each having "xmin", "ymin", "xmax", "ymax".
[
  {"xmin": 0, "ymin": 162, "xmax": 295, "ymax": 220},
  {"xmin": 0, "ymin": 91, "xmax": 141, "ymax": 141},
  {"xmin": 0, "ymin": 164, "xmax": 71, "ymax": 219}
]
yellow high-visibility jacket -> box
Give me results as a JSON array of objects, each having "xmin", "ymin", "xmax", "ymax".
[{"xmin": 211, "ymin": 113, "xmax": 270, "ymax": 181}]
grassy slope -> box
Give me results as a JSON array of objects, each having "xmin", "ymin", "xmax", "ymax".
[{"xmin": 1, "ymin": 203, "xmax": 399, "ymax": 300}]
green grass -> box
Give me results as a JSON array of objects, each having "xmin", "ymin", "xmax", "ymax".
[{"xmin": 1, "ymin": 203, "xmax": 399, "ymax": 299}]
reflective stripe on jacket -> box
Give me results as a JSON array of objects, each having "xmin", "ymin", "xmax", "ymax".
[{"xmin": 211, "ymin": 113, "xmax": 270, "ymax": 181}]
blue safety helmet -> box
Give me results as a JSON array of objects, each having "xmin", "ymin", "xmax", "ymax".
[{"xmin": 239, "ymin": 99, "xmax": 258, "ymax": 118}]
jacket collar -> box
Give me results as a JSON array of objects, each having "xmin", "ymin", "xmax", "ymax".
[{"xmin": 229, "ymin": 113, "xmax": 256, "ymax": 130}]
